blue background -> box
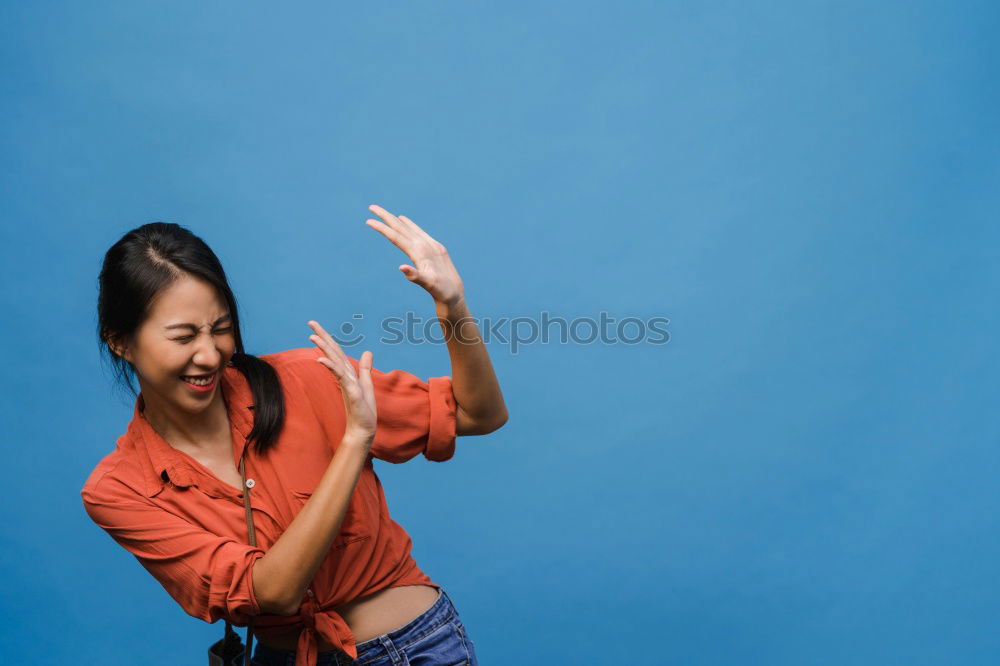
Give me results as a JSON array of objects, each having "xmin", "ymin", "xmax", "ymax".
[{"xmin": 2, "ymin": 1, "xmax": 997, "ymax": 664}]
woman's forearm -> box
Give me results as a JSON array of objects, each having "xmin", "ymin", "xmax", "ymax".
[
  {"xmin": 435, "ymin": 296, "xmax": 508, "ymax": 435},
  {"xmin": 252, "ymin": 436, "xmax": 370, "ymax": 615},
  {"xmin": 359, "ymin": 204, "xmax": 507, "ymax": 434}
]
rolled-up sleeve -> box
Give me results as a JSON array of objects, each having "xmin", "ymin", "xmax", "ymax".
[
  {"xmin": 81, "ymin": 478, "xmax": 266, "ymax": 625},
  {"xmin": 291, "ymin": 349, "xmax": 458, "ymax": 464},
  {"xmin": 353, "ymin": 360, "xmax": 457, "ymax": 464},
  {"xmin": 425, "ymin": 376, "xmax": 458, "ymax": 461}
]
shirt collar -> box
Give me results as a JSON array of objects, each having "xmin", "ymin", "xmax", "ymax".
[{"xmin": 128, "ymin": 364, "xmax": 256, "ymax": 498}]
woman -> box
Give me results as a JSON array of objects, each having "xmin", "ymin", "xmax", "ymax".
[{"xmin": 82, "ymin": 204, "xmax": 507, "ymax": 666}]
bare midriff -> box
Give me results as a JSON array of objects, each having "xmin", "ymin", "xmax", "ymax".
[{"xmin": 255, "ymin": 584, "xmax": 441, "ymax": 652}]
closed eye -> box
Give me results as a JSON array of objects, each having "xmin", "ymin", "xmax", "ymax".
[{"xmin": 174, "ymin": 326, "xmax": 232, "ymax": 342}]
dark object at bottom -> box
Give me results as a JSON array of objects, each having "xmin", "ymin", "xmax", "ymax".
[{"xmin": 208, "ymin": 620, "xmax": 247, "ymax": 666}]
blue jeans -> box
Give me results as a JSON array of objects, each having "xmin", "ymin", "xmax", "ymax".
[{"xmin": 248, "ymin": 588, "xmax": 480, "ymax": 666}]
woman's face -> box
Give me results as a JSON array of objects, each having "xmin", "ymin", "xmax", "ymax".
[{"xmin": 117, "ymin": 274, "xmax": 236, "ymax": 417}]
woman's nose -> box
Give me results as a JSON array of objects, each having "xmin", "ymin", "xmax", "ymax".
[{"xmin": 193, "ymin": 337, "xmax": 223, "ymax": 368}]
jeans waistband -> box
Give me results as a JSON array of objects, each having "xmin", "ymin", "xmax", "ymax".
[
  {"xmin": 350, "ymin": 587, "xmax": 456, "ymax": 663},
  {"xmin": 251, "ymin": 587, "xmax": 457, "ymax": 666}
]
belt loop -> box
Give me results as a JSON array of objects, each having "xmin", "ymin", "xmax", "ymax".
[{"xmin": 378, "ymin": 634, "xmax": 405, "ymax": 665}]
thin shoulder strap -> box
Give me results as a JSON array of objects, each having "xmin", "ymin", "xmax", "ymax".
[{"xmin": 239, "ymin": 449, "xmax": 256, "ymax": 666}]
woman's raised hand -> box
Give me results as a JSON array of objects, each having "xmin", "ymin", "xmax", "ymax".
[
  {"xmin": 308, "ymin": 320, "xmax": 377, "ymax": 447},
  {"xmin": 364, "ymin": 204, "xmax": 465, "ymax": 307}
]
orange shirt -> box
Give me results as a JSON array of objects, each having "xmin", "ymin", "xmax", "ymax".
[{"xmin": 81, "ymin": 347, "xmax": 458, "ymax": 666}]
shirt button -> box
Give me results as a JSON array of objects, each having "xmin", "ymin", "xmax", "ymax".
[
  {"xmin": 245, "ymin": 478, "xmax": 256, "ymax": 489},
  {"xmin": 306, "ymin": 588, "xmax": 314, "ymax": 597}
]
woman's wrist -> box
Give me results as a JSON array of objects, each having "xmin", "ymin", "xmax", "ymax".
[{"xmin": 341, "ymin": 430, "xmax": 374, "ymax": 450}]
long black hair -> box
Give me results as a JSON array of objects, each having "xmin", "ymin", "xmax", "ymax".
[{"xmin": 96, "ymin": 221, "xmax": 285, "ymax": 455}]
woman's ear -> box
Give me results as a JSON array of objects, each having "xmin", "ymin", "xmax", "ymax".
[{"xmin": 108, "ymin": 336, "xmax": 132, "ymax": 363}]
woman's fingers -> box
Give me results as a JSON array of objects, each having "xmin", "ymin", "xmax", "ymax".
[
  {"xmin": 368, "ymin": 204, "xmax": 407, "ymax": 233},
  {"xmin": 396, "ymin": 214, "xmax": 437, "ymax": 245},
  {"xmin": 307, "ymin": 320, "xmax": 342, "ymax": 350},
  {"xmin": 310, "ymin": 336, "xmax": 351, "ymax": 379},
  {"xmin": 308, "ymin": 321, "xmax": 359, "ymax": 384},
  {"xmin": 316, "ymin": 352, "xmax": 354, "ymax": 384},
  {"xmin": 357, "ymin": 350, "xmax": 375, "ymax": 396},
  {"xmin": 308, "ymin": 321, "xmax": 350, "ymax": 362},
  {"xmin": 316, "ymin": 355, "xmax": 345, "ymax": 380},
  {"xmin": 365, "ymin": 217, "xmax": 409, "ymax": 252},
  {"xmin": 368, "ymin": 205, "xmax": 430, "ymax": 243},
  {"xmin": 367, "ymin": 205, "xmax": 426, "ymax": 247}
]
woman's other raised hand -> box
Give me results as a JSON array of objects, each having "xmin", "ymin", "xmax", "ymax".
[{"xmin": 307, "ymin": 320, "xmax": 377, "ymax": 447}]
